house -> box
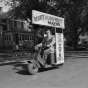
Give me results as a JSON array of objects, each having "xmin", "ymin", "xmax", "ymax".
[{"xmin": 0, "ymin": 7, "xmax": 34, "ymax": 49}]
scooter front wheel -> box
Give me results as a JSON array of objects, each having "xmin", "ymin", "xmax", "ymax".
[{"xmin": 28, "ymin": 63, "xmax": 39, "ymax": 75}]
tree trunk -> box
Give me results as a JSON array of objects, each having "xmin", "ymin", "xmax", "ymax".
[
  {"xmin": 74, "ymin": 36, "xmax": 78, "ymax": 50},
  {"xmin": 73, "ymin": 27, "xmax": 78, "ymax": 50},
  {"xmin": 73, "ymin": 20, "xmax": 79, "ymax": 50}
]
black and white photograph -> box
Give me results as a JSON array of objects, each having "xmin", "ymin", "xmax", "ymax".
[{"xmin": 0, "ymin": 0, "xmax": 88, "ymax": 88}]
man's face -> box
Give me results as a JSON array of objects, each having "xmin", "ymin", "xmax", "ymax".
[{"xmin": 46, "ymin": 30, "xmax": 50, "ymax": 36}]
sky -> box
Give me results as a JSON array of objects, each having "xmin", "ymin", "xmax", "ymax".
[{"xmin": 0, "ymin": 1, "xmax": 9, "ymax": 12}]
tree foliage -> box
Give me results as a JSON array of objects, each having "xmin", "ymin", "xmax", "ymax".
[
  {"xmin": 48, "ymin": 0, "xmax": 88, "ymax": 49},
  {"xmin": 3, "ymin": 0, "xmax": 88, "ymax": 49},
  {"xmin": 3, "ymin": 0, "xmax": 52, "ymax": 20}
]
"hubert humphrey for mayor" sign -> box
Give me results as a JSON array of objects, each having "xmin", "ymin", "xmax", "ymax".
[{"xmin": 32, "ymin": 10, "xmax": 64, "ymax": 28}]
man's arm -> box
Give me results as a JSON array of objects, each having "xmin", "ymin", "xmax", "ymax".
[
  {"xmin": 37, "ymin": 43, "xmax": 42, "ymax": 47},
  {"xmin": 36, "ymin": 37, "xmax": 46, "ymax": 47},
  {"xmin": 47, "ymin": 35, "xmax": 55, "ymax": 47}
]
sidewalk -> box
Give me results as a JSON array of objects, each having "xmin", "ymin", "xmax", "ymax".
[
  {"xmin": 0, "ymin": 49, "xmax": 34, "ymax": 56},
  {"xmin": 0, "ymin": 49, "xmax": 34, "ymax": 63}
]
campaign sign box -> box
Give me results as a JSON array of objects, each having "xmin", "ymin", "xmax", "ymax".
[
  {"xmin": 55, "ymin": 33, "xmax": 64, "ymax": 64},
  {"xmin": 32, "ymin": 10, "xmax": 65, "ymax": 64}
]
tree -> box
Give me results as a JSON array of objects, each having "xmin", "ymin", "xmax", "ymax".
[
  {"xmin": 3, "ymin": 0, "xmax": 51, "ymax": 20},
  {"xmin": 3, "ymin": 0, "xmax": 88, "ymax": 49},
  {"xmin": 48, "ymin": 0, "xmax": 88, "ymax": 50}
]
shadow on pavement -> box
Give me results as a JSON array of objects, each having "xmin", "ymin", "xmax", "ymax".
[
  {"xmin": 14, "ymin": 63, "xmax": 60, "ymax": 75},
  {"xmin": 16, "ymin": 69, "xmax": 29, "ymax": 75},
  {"xmin": 12, "ymin": 62, "xmax": 29, "ymax": 75},
  {"xmin": 39, "ymin": 66, "xmax": 58, "ymax": 73},
  {"xmin": 15, "ymin": 66, "xmax": 58, "ymax": 75}
]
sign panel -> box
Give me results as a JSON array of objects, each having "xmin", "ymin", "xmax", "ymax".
[
  {"xmin": 55, "ymin": 33, "xmax": 64, "ymax": 64},
  {"xmin": 32, "ymin": 10, "xmax": 65, "ymax": 28}
]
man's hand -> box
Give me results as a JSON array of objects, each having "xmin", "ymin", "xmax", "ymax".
[
  {"xmin": 35, "ymin": 44, "xmax": 42, "ymax": 50},
  {"xmin": 35, "ymin": 45, "xmax": 39, "ymax": 50},
  {"xmin": 47, "ymin": 44, "xmax": 51, "ymax": 47}
]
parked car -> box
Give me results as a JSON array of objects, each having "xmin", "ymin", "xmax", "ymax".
[{"xmin": 77, "ymin": 41, "xmax": 88, "ymax": 50}]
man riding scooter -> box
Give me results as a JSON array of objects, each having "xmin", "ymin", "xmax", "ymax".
[
  {"xmin": 35, "ymin": 28, "xmax": 55, "ymax": 65},
  {"xmin": 27, "ymin": 28, "xmax": 56, "ymax": 75},
  {"xmin": 28, "ymin": 10, "xmax": 65, "ymax": 75}
]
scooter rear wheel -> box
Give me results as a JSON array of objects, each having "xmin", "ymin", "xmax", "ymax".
[{"xmin": 28, "ymin": 63, "xmax": 39, "ymax": 75}]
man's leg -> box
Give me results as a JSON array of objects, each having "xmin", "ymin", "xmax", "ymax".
[
  {"xmin": 43, "ymin": 48, "xmax": 51, "ymax": 62},
  {"xmin": 36, "ymin": 50, "xmax": 45, "ymax": 66},
  {"xmin": 40, "ymin": 47, "xmax": 49, "ymax": 57}
]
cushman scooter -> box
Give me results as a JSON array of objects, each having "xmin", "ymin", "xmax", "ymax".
[{"xmin": 27, "ymin": 10, "xmax": 65, "ymax": 75}]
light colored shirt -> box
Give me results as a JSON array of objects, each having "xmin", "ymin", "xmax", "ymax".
[{"xmin": 42, "ymin": 35, "xmax": 55, "ymax": 51}]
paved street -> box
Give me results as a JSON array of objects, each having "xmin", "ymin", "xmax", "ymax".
[{"xmin": 0, "ymin": 51, "xmax": 88, "ymax": 88}]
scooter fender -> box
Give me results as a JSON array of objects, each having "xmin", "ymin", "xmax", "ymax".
[
  {"xmin": 28, "ymin": 60, "xmax": 41, "ymax": 68},
  {"xmin": 28, "ymin": 60, "xmax": 35, "ymax": 63}
]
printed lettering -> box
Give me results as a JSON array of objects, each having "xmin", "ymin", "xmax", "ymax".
[
  {"xmin": 34, "ymin": 15, "xmax": 44, "ymax": 22},
  {"xmin": 59, "ymin": 44, "xmax": 61, "ymax": 46},
  {"xmin": 59, "ymin": 53, "xmax": 61, "ymax": 57},
  {"xmin": 56, "ymin": 22, "xmax": 60, "ymax": 26},
  {"xmin": 48, "ymin": 21, "xmax": 56, "ymax": 26},
  {"xmin": 34, "ymin": 17, "xmax": 38, "ymax": 21}
]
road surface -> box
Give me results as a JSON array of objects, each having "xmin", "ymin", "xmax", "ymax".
[{"xmin": 0, "ymin": 51, "xmax": 88, "ymax": 88}]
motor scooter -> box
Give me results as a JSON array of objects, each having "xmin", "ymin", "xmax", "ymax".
[{"xmin": 27, "ymin": 45, "xmax": 63, "ymax": 75}]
